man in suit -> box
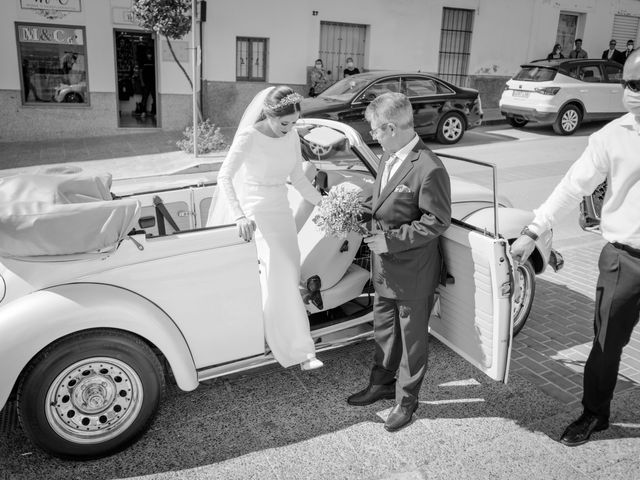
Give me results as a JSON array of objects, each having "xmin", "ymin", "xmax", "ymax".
[
  {"xmin": 602, "ymin": 39, "xmax": 625, "ymax": 64},
  {"xmin": 347, "ymin": 92, "xmax": 451, "ymax": 432}
]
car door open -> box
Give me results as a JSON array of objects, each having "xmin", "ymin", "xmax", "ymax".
[{"xmin": 430, "ymin": 154, "xmax": 513, "ymax": 383}]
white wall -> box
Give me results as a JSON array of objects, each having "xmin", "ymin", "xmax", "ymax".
[{"xmin": 203, "ymin": 0, "xmax": 640, "ymax": 86}]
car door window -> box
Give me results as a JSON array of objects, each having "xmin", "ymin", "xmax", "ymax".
[
  {"xmin": 358, "ymin": 79, "xmax": 400, "ymax": 102},
  {"xmin": 403, "ymin": 78, "xmax": 438, "ymax": 97},
  {"xmin": 604, "ymin": 64, "xmax": 622, "ymax": 83},
  {"xmin": 578, "ymin": 65, "xmax": 602, "ymax": 83}
]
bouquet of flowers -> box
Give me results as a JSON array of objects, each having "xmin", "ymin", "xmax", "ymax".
[{"xmin": 312, "ymin": 182, "xmax": 367, "ymax": 238}]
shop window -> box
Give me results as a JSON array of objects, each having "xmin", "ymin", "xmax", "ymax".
[
  {"xmin": 236, "ymin": 37, "xmax": 267, "ymax": 82},
  {"xmin": 15, "ymin": 22, "xmax": 89, "ymax": 105}
]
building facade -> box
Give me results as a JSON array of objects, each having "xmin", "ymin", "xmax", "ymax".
[
  {"xmin": 3, "ymin": 0, "xmax": 640, "ymax": 142},
  {"xmin": 1, "ymin": 0, "xmax": 193, "ymax": 142}
]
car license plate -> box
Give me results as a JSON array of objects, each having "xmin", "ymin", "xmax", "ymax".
[{"xmin": 513, "ymin": 90, "xmax": 529, "ymax": 98}]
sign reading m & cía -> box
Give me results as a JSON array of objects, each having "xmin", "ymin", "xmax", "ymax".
[{"xmin": 18, "ymin": 25, "xmax": 84, "ymax": 45}]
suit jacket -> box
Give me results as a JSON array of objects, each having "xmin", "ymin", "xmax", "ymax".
[
  {"xmin": 365, "ymin": 139, "xmax": 451, "ymax": 300},
  {"xmin": 602, "ymin": 49, "xmax": 624, "ymax": 64}
]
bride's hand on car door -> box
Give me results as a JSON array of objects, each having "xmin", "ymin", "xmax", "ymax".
[{"xmin": 237, "ymin": 216, "xmax": 256, "ymax": 242}]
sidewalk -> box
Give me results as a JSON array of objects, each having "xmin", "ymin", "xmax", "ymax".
[{"xmin": 0, "ymin": 109, "xmax": 505, "ymax": 180}]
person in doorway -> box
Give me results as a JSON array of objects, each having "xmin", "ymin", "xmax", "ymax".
[
  {"xmin": 623, "ymin": 40, "xmax": 635, "ymax": 63},
  {"xmin": 343, "ymin": 57, "xmax": 360, "ymax": 77},
  {"xmin": 511, "ymin": 49, "xmax": 640, "ymax": 447},
  {"xmin": 602, "ymin": 39, "xmax": 624, "ymax": 64},
  {"xmin": 547, "ymin": 44, "xmax": 565, "ymax": 60},
  {"xmin": 309, "ymin": 58, "xmax": 330, "ymax": 97},
  {"xmin": 131, "ymin": 64, "xmax": 144, "ymax": 116},
  {"xmin": 206, "ymin": 86, "xmax": 324, "ymax": 371},
  {"xmin": 347, "ymin": 92, "xmax": 451, "ymax": 432},
  {"xmin": 140, "ymin": 50, "xmax": 156, "ymax": 117},
  {"xmin": 569, "ymin": 38, "xmax": 588, "ymax": 59}
]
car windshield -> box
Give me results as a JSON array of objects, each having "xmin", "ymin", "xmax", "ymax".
[
  {"xmin": 513, "ymin": 66, "xmax": 557, "ymax": 82},
  {"xmin": 319, "ymin": 76, "xmax": 371, "ymax": 101}
]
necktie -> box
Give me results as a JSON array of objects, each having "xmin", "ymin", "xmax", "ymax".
[{"xmin": 381, "ymin": 154, "xmax": 398, "ymax": 190}]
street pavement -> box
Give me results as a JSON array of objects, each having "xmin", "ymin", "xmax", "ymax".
[{"xmin": 1, "ymin": 111, "xmax": 640, "ymax": 479}]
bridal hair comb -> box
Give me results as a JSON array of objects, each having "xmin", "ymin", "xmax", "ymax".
[{"xmin": 264, "ymin": 92, "xmax": 303, "ymax": 113}]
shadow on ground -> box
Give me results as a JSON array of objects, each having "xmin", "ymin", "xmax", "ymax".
[{"xmin": 1, "ymin": 280, "xmax": 640, "ymax": 479}]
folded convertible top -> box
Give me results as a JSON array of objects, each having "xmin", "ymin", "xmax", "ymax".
[{"xmin": 0, "ymin": 173, "xmax": 140, "ymax": 257}]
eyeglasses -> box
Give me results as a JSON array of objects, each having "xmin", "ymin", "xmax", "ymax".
[
  {"xmin": 369, "ymin": 123, "xmax": 391, "ymax": 138},
  {"xmin": 621, "ymin": 79, "xmax": 640, "ymax": 92}
]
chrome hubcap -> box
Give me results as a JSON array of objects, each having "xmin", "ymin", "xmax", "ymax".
[
  {"xmin": 443, "ymin": 117, "xmax": 463, "ymax": 140},
  {"xmin": 309, "ymin": 142, "xmax": 332, "ymax": 157},
  {"xmin": 45, "ymin": 357, "xmax": 143, "ymax": 444},
  {"xmin": 561, "ymin": 110, "xmax": 579, "ymax": 131}
]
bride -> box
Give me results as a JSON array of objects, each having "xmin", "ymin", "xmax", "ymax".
[{"xmin": 207, "ymin": 86, "xmax": 324, "ymax": 370}]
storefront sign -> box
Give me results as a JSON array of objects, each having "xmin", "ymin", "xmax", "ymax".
[
  {"xmin": 18, "ymin": 25, "xmax": 84, "ymax": 45},
  {"xmin": 112, "ymin": 7, "xmax": 135, "ymax": 25},
  {"xmin": 20, "ymin": 0, "xmax": 81, "ymax": 12}
]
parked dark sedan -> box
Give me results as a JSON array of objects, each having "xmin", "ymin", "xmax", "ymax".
[{"xmin": 300, "ymin": 71, "xmax": 483, "ymax": 154}]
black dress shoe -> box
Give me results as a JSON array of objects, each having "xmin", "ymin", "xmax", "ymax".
[
  {"xmin": 560, "ymin": 412, "xmax": 609, "ymax": 447},
  {"xmin": 347, "ymin": 383, "xmax": 395, "ymax": 406},
  {"xmin": 384, "ymin": 403, "xmax": 418, "ymax": 432}
]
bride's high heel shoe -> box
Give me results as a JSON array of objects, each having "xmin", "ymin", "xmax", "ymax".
[{"xmin": 300, "ymin": 354, "xmax": 323, "ymax": 371}]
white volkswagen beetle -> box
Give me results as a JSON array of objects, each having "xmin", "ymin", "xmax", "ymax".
[{"xmin": 0, "ymin": 119, "xmax": 562, "ymax": 459}]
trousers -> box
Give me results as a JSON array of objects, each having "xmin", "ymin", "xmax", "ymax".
[{"xmin": 583, "ymin": 242, "xmax": 640, "ymax": 419}]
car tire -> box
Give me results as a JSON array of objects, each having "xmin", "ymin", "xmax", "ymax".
[
  {"xmin": 64, "ymin": 92, "xmax": 83, "ymax": 103},
  {"xmin": 512, "ymin": 259, "xmax": 535, "ymax": 337},
  {"xmin": 552, "ymin": 104, "xmax": 582, "ymax": 135},
  {"xmin": 436, "ymin": 112, "xmax": 465, "ymax": 144},
  {"xmin": 508, "ymin": 116, "xmax": 529, "ymax": 128},
  {"xmin": 17, "ymin": 329, "xmax": 165, "ymax": 459}
]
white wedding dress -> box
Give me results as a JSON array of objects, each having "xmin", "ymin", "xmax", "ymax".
[{"xmin": 207, "ymin": 125, "xmax": 322, "ymax": 367}]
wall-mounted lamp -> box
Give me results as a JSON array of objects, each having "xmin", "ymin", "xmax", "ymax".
[{"xmin": 312, "ymin": 10, "xmax": 318, "ymax": 16}]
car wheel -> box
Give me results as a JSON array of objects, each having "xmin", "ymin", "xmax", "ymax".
[
  {"xmin": 553, "ymin": 104, "xmax": 582, "ymax": 135},
  {"xmin": 508, "ymin": 116, "xmax": 529, "ymax": 128},
  {"xmin": 64, "ymin": 92, "xmax": 83, "ymax": 103},
  {"xmin": 512, "ymin": 259, "xmax": 535, "ymax": 337},
  {"xmin": 436, "ymin": 112, "xmax": 465, "ymax": 144},
  {"xmin": 17, "ymin": 329, "xmax": 165, "ymax": 459}
]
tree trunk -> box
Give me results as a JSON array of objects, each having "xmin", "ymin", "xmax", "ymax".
[{"xmin": 164, "ymin": 35, "xmax": 203, "ymax": 121}]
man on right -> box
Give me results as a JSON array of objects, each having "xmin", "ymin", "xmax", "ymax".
[
  {"xmin": 624, "ymin": 40, "xmax": 635, "ymax": 63},
  {"xmin": 601, "ymin": 39, "xmax": 624, "ymax": 64},
  {"xmin": 511, "ymin": 50, "xmax": 640, "ymax": 447}
]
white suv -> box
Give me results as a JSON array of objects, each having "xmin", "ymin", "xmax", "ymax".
[{"xmin": 499, "ymin": 59, "xmax": 625, "ymax": 134}]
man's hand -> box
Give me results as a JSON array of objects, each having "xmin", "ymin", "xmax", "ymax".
[
  {"xmin": 510, "ymin": 235, "xmax": 536, "ymax": 265},
  {"xmin": 364, "ymin": 232, "xmax": 388, "ymax": 254}
]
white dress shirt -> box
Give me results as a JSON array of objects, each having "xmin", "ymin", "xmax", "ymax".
[
  {"xmin": 529, "ymin": 112, "xmax": 640, "ymax": 249},
  {"xmin": 381, "ymin": 134, "xmax": 419, "ymax": 189}
]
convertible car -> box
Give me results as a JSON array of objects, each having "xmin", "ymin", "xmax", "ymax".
[{"xmin": 0, "ymin": 119, "xmax": 562, "ymax": 459}]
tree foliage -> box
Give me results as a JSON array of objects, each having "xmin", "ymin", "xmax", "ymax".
[
  {"xmin": 132, "ymin": 0, "xmax": 191, "ymax": 39},
  {"xmin": 132, "ymin": 0, "xmax": 193, "ymax": 88}
]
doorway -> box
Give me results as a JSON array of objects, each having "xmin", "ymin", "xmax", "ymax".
[
  {"xmin": 114, "ymin": 30, "xmax": 158, "ymax": 128},
  {"xmin": 318, "ymin": 21, "xmax": 367, "ymax": 83}
]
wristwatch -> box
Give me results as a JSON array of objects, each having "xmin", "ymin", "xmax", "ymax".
[{"xmin": 520, "ymin": 226, "xmax": 538, "ymax": 241}]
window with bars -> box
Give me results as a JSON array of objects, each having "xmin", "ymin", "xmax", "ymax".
[
  {"xmin": 438, "ymin": 8, "xmax": 474, "ymax": 87},
  {"xmin": 236, "ymin": 37, "xmax": 267, "ymax": 82}
]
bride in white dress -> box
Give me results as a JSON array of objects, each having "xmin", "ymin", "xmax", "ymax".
[{"xmin": 207, "ymin": 86, "xmax": 323, "ymax": 370}]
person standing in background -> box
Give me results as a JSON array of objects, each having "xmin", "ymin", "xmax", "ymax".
[
  {"xmin": 602, "ymin": 39, "xmax": 624, "ymax": 64},
  {"xmin": 343, "ymin": 57, "xmax": 360, "ymax": 77},
  {"xmin": 309, "ymin": 59, "xmax": 330, "ymax": 97},
  {"xmin": 623, "ymin": 40, "xmax": 635, "ymax": 63},
  {"xmin": 547, "ymin": 44, "xmax": 564, "ymax": 60},
  {"xmin": 569, "ymin": 39, "xmax": 588, "ymax": 59}
]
